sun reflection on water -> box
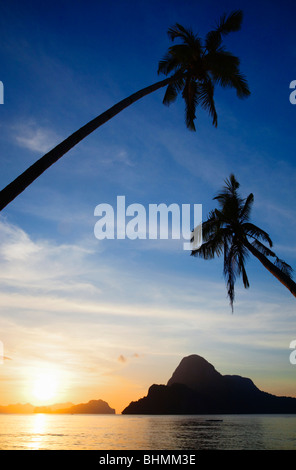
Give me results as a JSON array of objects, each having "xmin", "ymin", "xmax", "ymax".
[
  {"xmin": 26, "ymin": 413, "xmax": 47, "ymax": 450},
  {"xmin": 0, "ymin": 414, "xmax": 294, "ymax": 450}
]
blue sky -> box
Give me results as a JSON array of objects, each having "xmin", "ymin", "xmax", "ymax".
[{"xmin": 0, "ymin": 0, "xmax": 295, "ymax": 412}]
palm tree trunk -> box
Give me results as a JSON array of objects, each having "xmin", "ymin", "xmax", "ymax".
[
  {"xmin": 244, "ymin": 239, "xmax": 296, "ymax": 298},
  {"xmin": 0, "ymin": 77, "xmax": 172, "ymax": 212}
]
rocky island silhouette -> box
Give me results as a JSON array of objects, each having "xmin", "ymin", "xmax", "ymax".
[
  {"xmin": 122, "ymin": 354, "xmax": 296, "ymax": 414},
  {"xmin": 0, "ymin": 399, "xmax": 115, "ymax": 414}
]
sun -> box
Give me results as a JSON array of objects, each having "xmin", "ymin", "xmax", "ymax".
[{"xmin": 32, "ymin": 372, "xmax": 59, "ymax": 402}]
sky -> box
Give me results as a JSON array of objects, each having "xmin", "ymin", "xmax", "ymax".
[{"xmin": 0, "ymin": 0, "xmax": 295, "ymax": 414}]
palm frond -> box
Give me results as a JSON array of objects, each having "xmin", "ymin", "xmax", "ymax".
[
  {"xmin": 168, "ymin": 44, "xmax": 193, "ymax": 63},
  {"xmin": 221, "ymin": 174, "xmax": 240, "ymax": 194},
  {"xmin": 206, "ymin": 49, "xmax": 250, "ymax": 99},
  {"xmin": 158, "ymin": 51, "xmax": 183, "ymax": 76},
  {"xmin": 162, "ymin": 77, "xmax": 185, "ymax": 106},
  {"xmin": 223, "ymin": 243, "xmax": 236, "ymax": 311},
  {"xmin": 158, "ymin": 42, "xmax": 200, "ymax": 76},
  {"xmin": 157, "ymin": 56, "xmax": 177, "ymax": 77},
  {"xmin": 162, "ymin": 82, "xmax": 178, "ymax": 105},
  {"xmin": 224, "ymin": 240, "xmax": 249, "ymax": 310},
  {"xmin": 251, "ymin": 240, "xmax": 293, "ymax": 277},
  {"xmin": 196, "ymin": 78, "xmax": 218, "ymax": 127},
  {"xmin": 240, "ymin": 261, "xmax": 250, "ymax": 289},
  {"xmin": 205, "ymin": 10, "xmax": 243, "ymax": 53},
  {"xmin": 216, "ymin": 10, "xmax": 243, "ymax": 35},
  {"xmin": 226, "ymin": 71, "xmax": 251, "ymax": 99},
  {"xmin": 205, "ymin": 30, "xmax": 222, "ymax": 53},
  {"xmin": 167, "ymin": 23, "xmax": 193, "ymax": 42},
  {"xmin": 205, "ymin": 10, "xmax": 243, "ymax": 52},
  {"xmin": 191, "ymin": 234, "xmax": 224, "ymax": 259},
  {"xmin": 198, "ymin": 210, "xmax": 221, "ymax": 239},
  {"xmin": 251, "ymin": 238, "xmax": 274, "ymax": 256},
  {"xmin": 244, "ymin": 223, "xmax": 273, "ymax": 247},
  {"xmin": 182, "ymin": 78, "xmax": 198, "ymax": 130},
  {"xmin": 213, "ymin": 175, "xmax": 242, "ymax": 211},
  {"xmin": 236, "ymin": 243, "xmax": 250, "ymax": 288},
  {"xmin": 274, "ymin": 258, "xmax": 294, "ymax": 277},
  {"xmin": 240, "ymin": 193, "xmax": 254, "ymax": 222}
]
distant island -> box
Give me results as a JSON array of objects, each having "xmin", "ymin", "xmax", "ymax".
[
  {"xmin": 52, "ymin": 399, "xmax": 115, "ymax": 414},
  {"xmin": 122, "ymin": 354, "xmax": 296, "ymax": 414},
  {"xmin": 0, "ymin": 399, "xmax": 115, "ymax": 414}
]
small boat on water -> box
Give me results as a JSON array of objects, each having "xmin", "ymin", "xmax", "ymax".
[{"xmin": 205, "ymin": 419, "xmax": 223, "ymax": 422}]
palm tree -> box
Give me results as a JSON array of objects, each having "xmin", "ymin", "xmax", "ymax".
[
  {"xmin": 191, "ymin": 174, "xmax": 296, "ymax": 310},
  {"xmin": 0, "ymin": 10, "xmax": 250, "ymax": 212}
]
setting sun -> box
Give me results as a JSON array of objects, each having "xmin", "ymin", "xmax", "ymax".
[{"xmin": 33, "ymin": 373, "xmax": 59, "ymax": 402}]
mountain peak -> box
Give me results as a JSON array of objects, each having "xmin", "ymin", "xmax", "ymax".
[
  {"xmin": 167, "ymin": 354, "xmax": 221, "ymax": 391},
  {"xmin": 122, "ymin": 353, "xmax": 296, "ymax": 414}
]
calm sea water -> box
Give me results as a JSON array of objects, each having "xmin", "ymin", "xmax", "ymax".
[{"xmin": 0, "ymin": 414, "xmax": 295, "ymax": 450}]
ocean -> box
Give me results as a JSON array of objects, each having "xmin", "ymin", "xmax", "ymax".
[{"xmin": 0, "ymin": 413, "xmax": 295, "ymax": 450}]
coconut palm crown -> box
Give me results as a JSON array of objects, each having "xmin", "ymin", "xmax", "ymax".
[
  {"xmin": 0, "ymin": 10, "xmax": 250, "ymax": 212},
  {"xmin": 191, "ymin": 174, "xmax": 296, "ymax": 310},
  {"xmin": 158, "ymin": 11, "xmax": 250, "ymax": 130}
]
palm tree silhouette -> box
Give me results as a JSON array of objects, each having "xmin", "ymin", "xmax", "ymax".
[
  {"xmin": 191, "ymin": 174, "xmax": 296, "ymax": 310},
  {"xmin": 0, "ymin": 10, "xmax": 250, "ymax": 212}
]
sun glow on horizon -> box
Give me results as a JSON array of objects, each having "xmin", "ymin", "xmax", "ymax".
[{"xmin": 32, "ymin": 372, "xmax": 59, "ymax": 403}]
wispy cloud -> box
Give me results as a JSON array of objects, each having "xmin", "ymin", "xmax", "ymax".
[
  {"xmin": 118, "ymin": 355, "xmax": 127, "ymax": 363},
  {"xmin": 14, "ymin": 121, "xmax": 61, "ymax": 153},
  {"xmin": 118, "ymin": 353, "xmax": 140, "ymax": 364},
  {"xmin": 0, "ymin": 218, "xmax": 95, "ymax": 294}
]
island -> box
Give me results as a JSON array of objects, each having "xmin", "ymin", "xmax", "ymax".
[
  {"xmin": 122, "ymin": 354, "xmax": 296, "ymax": 414},
  {"xmin": 52, "ymin": 399, "xmax": 115, "ymax": 414},
  {"xmin": 0, "ymin": 399, "xmax": 115, "ymax": 414}
]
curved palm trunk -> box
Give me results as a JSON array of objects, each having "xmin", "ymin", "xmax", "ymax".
[
  {"xmin": 244, "ymin": 239, "xmax": 296, "ymax": 298},
  {"xmin": 0, "ymin": 77, "xmax": 172, "ymax": 212}
]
